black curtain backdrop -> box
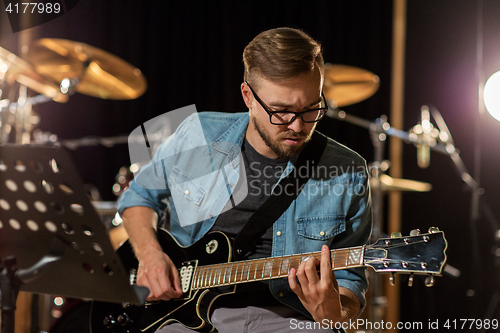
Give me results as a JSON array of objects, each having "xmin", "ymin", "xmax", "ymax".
[{"xmin": 1, "ymin": 0, "xmax": 500, "ymax": 330}]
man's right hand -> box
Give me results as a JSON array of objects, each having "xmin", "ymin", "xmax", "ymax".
[
  {"xmin": 137, "ymin": 249, "xmax": 183, "ymax": 301},
  {"xmin": 121, "ymin": 206, "xmax": 183, "ymax": 301}
]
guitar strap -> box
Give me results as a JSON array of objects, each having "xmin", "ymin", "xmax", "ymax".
[{"xmin": 232, "ymin": 131, "xmax": 328, "ymax": 260}]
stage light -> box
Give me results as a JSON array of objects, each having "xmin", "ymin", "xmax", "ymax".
[{"xmin": 484, "ymin": 70, "xmax": 500, "ymax": 122}]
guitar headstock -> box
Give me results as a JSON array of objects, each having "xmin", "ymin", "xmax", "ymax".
[{"xmin": 364, "ymin": 227, "xmax": 448, "ymax": 287}]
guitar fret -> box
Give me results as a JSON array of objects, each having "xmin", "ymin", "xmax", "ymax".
[
  {"xmin": 209, "ymin": 266, "xmax": 215, "ymax": 287},
  {"xmin": 224, "ymin": 265, "xmax": 232, "ymax": 285},
  {"xmin": 192, "ymin": 270, "xmax": 198, "ymax": 289},
  {"xmin": 195, "ymin": 267, "xmax": 200, "ymax": 288},
  {"xmin": 263, "ymin": 258, "xmax": 272, "ymax": 279},
  {"xmin": 213, "ymin": 265, "xmax": 220, "ymax": 286},
  {"xmin": 204, "ymin": 267, "xmax": 210, "ymax": 287},
  {"xmin": 281, "ymin": 256, "xmax": 290, "ymax": 276},
  {"xmin": 241, "ymin": 261, "xmax": 249, "ymax": 282},
  {"xmin": 345, "ymin": 248, "xmax": 350, "ymax": 267},
  {"xmin": 233, "ymin": 262, "xmax": 239, "ymax": 283},
  {"xmin": 198, "ymin": 267, "xmax": 202, "ymax": 288},
  {"xmin": 197, "ymin": 267, "xmax": 204, "ymax": 288},
  {"xmin": 278, "ymin": 256, "xmax": 283, "ymax": 277},
  {"xmin": 248, "ymin": 260, "xmax": 254, "ymax": 281},
  {"xmin": 297, "ymin": 254, "xmax": 303, "ymax": 269},
  {"xmin": 271, "ymin": 257, "xmax": 279, "ymax": 278},
  {"xmin": 197, "ymin": 269, "xmax": 202, "ymax": 289},
  {"xmin": 210, "ymin": 266, "xmax": 216, "ymax": 287},
  {"xmin": 258, "ymin": 259, "xmax": 264, "ymax": 280},
  {"xmin": 335, "ymin": 250, "xmax": 347, "ymax": 269}
]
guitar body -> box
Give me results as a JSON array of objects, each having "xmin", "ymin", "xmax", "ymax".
[{"xmin": 91, "ymin": 230, "xmax": 233, "ymax": 333}]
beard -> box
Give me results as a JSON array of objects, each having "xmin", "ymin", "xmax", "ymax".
[{"xmin": 251, "ymin": 115, "xmax": 315, "ymax": 159}]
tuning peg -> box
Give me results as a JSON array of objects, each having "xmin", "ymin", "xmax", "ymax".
[
  {"xmin": 408, "ymin": 273, "xmax": 414, "ymax": 287},
  {"xmin": 425, "ymin": 275, "xmax": 435, "ymax": 287},
  {"xmin": 410, "ymin": 229, "xmax": 421, "ymax": 236},
  {"xmin": 391, "ymin": 232, "xmax": 402, "ymax": 238},
  {"xmin": 389, "ymin": 273, "xmax": 396, "ymax": 286},
  {"xmin": 428, "ymin": 227, "xmax": 440, "ymax": 234}
]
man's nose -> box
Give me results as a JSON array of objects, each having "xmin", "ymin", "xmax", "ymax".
[{"xmin": 287, "ymin": 115, "xmax": 305, "ymax": 133}]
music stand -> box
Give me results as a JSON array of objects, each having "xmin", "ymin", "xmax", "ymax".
[{"xmin": 0, "ymin": 144, "xmax": 148, "ymax": 333}]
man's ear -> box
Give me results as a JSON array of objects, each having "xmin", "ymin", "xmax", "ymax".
[{"xmin": 241, "ymin": 83, "xmax": 253, "ymax": 110}]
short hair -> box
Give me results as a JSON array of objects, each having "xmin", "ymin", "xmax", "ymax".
[{"xmin": 243, "ymin": 27, "xmax": 324, "ymax": 87}]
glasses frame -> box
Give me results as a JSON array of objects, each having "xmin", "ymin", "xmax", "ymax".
[{"xmin": 245, "ymin": 81, "xmax": 328, "ymax": 125}]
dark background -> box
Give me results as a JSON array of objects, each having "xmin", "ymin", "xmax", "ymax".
[{"xmin": 1, "ymin": 0, "xmax": 499, "ymax": 331}]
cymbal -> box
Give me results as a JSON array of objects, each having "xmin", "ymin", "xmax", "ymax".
[
  {"xmin": 323, "ymin": 64, "xmax": 380, "ymax": 108},
  {"xmin": 370, "ymin": 174, "xmax": 432, "ymax": 192},
  {"xmin": 0, "ymin": 46, "xmax": 68, "ymax": 102},
  {"xmin": 26, "ymin": 39, "xmax": 147, "ymax": 100}
]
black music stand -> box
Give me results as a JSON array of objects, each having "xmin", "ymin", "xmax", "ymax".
[{"xmin": 0, "ymin": 144, "xmax": 148, "ymax": 333}]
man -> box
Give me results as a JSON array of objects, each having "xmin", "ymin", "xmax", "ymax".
[{"xmin": 118, "ymin": 27, "xmax": 372, "ymax": 332}]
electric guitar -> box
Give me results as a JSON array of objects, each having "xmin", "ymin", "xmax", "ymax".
[{"xmin": 90, "ymin": 227, "xmax": 448, "ymax": 333}]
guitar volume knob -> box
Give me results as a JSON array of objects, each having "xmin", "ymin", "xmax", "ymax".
[
  {"xmin": 103, "ymin": 315, "xmax": 116, "ymax": 329},
  {"xmin": 117, "ymin": 313, "xmax": 131, "ymax": 326}
]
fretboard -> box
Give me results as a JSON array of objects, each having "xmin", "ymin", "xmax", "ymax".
[{"xmin": 191, "ymin": 246, "xmax": 364, "ymax": 290}]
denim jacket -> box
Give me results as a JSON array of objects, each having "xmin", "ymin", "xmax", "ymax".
[{"xmin": 118, "ymin": 111, "xmax": 372, "ymax": 322}]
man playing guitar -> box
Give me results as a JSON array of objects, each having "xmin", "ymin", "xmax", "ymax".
[{"xmin": 117, "ymin": 27, "xmax": 372, "ymax": 332}]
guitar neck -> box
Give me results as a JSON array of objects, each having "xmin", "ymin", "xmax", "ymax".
[{"xmin": 191, "ymin": 246, "xmax": 364, "ymax": 290}]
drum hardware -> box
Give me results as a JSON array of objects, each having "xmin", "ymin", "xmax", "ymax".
[
  {"xmin": 369, "ymin": 173, "xmax": 432, "ymax": 192},
  {"xmin": 0, "ymin": 45, "xmax": 70, "ymax": 144},
  {"xmin": 0, "ymin": 46, "xmax": 69, "ymax": 103}
]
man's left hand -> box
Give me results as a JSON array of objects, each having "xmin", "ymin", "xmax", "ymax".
[{"xmin": 288, "ymin": 244, "xmax": 353, "ymax": 323}]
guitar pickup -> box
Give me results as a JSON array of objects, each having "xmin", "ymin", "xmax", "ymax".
[{"xmin": 180, "ymin": 260, "xmax": 198, "ymax": 298}]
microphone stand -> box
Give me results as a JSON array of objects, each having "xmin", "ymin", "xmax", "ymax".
[{"xmin": 327, "ymin": 104, "xmax": 500, "ymax": 329}]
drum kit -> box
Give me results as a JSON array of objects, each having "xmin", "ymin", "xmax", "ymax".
[{"xmin": 0, "ymin": 38, "xmax": 431, "ymax": 189}]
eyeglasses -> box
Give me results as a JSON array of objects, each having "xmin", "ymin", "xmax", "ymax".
[{"xmin": 245, "ymin": 81, "xmax": 328, "ymax": 125}]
